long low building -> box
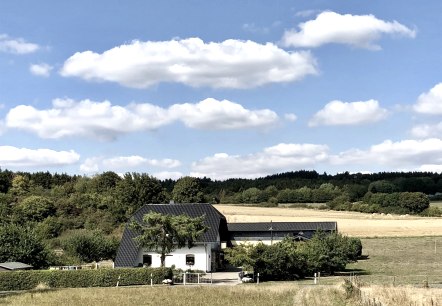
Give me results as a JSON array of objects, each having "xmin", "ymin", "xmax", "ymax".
[
  {"xmin": 228, "ymin": 221, "xmax": 337, "ymax": 245},
  {"xmin": 115, "ymin": 203, "xmax": 337, "ymax": 272}
]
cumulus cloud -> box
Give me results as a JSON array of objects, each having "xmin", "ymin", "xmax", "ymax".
[
  {"xmin": 169, "ymin": 98, "xmax": 278, "ymax": 129},
  {"xmin": 60, "ymin": 37, "xmax": 317, "ymax": 89},
  {"xmin": 80, "ymin": 155, "xmax": 181, "ymax": 174},
  {"xmin": 411, "ymin": 123, "xmax": 442, "ymax": 138},
  {"xmin": 282, "ymin": 11, "xmax": 416, "ymax": 50},
  {"xmin": 0, "ymin": 34, "xmax": 40, "ymax": 54},
  {"xmin": 413, "ymin": 83, "xmax": 442, "ymax": 114},
  {"xmin": 102, "ymin": 156, "xmax": 181, "ymax": 169},
  {"xmin": 153, "ymin": 171, "xmax": 184, "ymax": 180},
  {"xmin": 30, "ymin": 63, "xmax": 53, "ymax": 77},
  {"xmin": 0, "ymin": 146, "xmax": 79, "ymax": 168},
  {"xmin": 191, "ymin": 143, "xmax": 329, "ymax": 180},
  {"xmin": 330, "ymin": 138, "xmax": 442, "ymax": 168},
  {"xmin": 309, "ymin": 99, "xmax": 388, "ymax": 127},
  {"xmin": 5, "ymin": 98, "xmax": 279, "ymax": 140}
]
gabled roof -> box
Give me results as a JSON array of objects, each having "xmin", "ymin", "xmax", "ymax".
[
  {"xmin": 0, "ymin": 262, "xmax": 33, "ymax": 270},
  {"xmin": 228, "ymin": 221, "xmax": 337, "ymax": 232},
  {"xmin": 115, "ymin": 203, "xmax": 228, "ymax": 267}
]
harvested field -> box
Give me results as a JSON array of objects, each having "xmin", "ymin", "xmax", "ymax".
[{"xmin": 215, "ymin": 205, "xmax": 442, "ymax": 237}]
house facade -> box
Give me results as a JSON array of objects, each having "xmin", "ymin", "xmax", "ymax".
[
  {"xmin": 115, "ymin": 203, "xmax": 229, "ymax": 272},
  {"xmin": 115, "ymin": 204, "xmax": 337, "ymax": 272}
]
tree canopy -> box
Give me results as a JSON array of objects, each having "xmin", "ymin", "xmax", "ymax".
[
  {"xmin": 129, "ymin": 212, "xmax": 208, "ymax": 266},
  {"xmin": 0, "ymin": 223, "xmax": 52, "ymax": 269},
  {"xmin": 172, "ymin": 176, "xmax": 204, "ymax": 203}
]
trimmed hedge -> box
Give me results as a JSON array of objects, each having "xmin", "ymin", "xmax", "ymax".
[{"xmin": 0, "ymin": 267, "xmax": 173, "ymax": 291}]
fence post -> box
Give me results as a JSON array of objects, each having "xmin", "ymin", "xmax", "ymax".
[
  {"xmin": 211, "ymin": 272, "xmax": 213, "ymax": 285},
  {"xmin": 150, "ymin": 273, "xmax": 153, "ymax": 287},
  {"xmin": 318, "ymin": 272, "xmax": 320, "ymax": 284},
  {"xmin": 257, "ymin": 273, "xmax": 259, "ymax": 284},
  {"xmin": 314, "ymin": 273, "xmax": 317, "ymax": 284},
  {"xmin": 198, "ymin": 273, "xmax": 200, "ymax": 284},
  {"xmin": 116, "ymin": 275, "xmax": 120, "ymax": 287}
]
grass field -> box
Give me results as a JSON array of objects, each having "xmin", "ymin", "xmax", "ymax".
[{"xmin": 2, "ymin": 281, "xmax": 442, "ymax": 306}]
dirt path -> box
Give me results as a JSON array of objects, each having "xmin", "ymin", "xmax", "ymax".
[{"xmin": 215, "ymin": 205, "xmax": 442, "ymax": 237}]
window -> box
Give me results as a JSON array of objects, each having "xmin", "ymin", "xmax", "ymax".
[
  {"xmin": 186, "ymin": 254, "xmax": 195, "ymax": 266},
  {"xmin": 143, "ymin": 255, "xmax": 152, "ymax": 267}
]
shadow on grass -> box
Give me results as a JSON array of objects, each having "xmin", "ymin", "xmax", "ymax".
[
  {"xmin": 0, "ymin": 287, "xmax": 59, "ymax": 303},
  {"xmin": 358, "ymin": 255, "xmax": 370, "ymax": 260}
]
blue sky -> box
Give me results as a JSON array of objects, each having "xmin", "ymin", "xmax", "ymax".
[{"xmin": 1, "ymin": 0, "xmax": 442, "ymax": 180}]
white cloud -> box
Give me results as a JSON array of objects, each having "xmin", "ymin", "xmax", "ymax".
[
  {"xmin": 102, "ymin": 156, "xmax": 181, "ymax": 169},
  {"xmin": 79, "ymin": 157, "xmax": 100, "ymax": 173},
  {"xmin": 0, "ymin": 146, "xmax": 79, "ymax": 167},
  {"xmin": 60, "ymin": 37, "xmax": 317, "ymax": 89},
  {"xmin": 419, "ymin": 164, "xmax": 442, "ymax": 173},
  {"xmin": 191, "ymin": 143, "xmax": 329, "ymax": 180},
  {"xmin": 30, "ymin": 63, "xmax": 53, "ymax": 77},
  {"xmin": 0, "ymin": 34, "xmax": 40, "ymax": 54},
  {"xmin": 5, "ymin": 98, "xmax": 279, "ymax": 140},
  {"xmin": 80, "ymin": 155, "xmax": 181, "ymax": 174},
  {"xmin": 282, "ymin": 11, "xmax": 416, "ymax": 50},
  {"xmin": 284, "ymin": 113, "xmax": 297, "ymax": 122},
  {"xmin": 330, "ymin": 138, "xmax": 442, "ymax": 168},
  {"xmin": 309, "ymin": 99, "xmax": 388, "ymax": 127},
  {"xmin": 169, "ymin": 98, "xmax": 278, "ymax": 130},
  {"xmin": 153, "ymin": 171, "xmax": 184, "ymax": 180},
  {"xmin": 411, "ymin": 123, "xmax": 442, "ymax": 138},
  {"xmin": 413, "ymin": 83, "xmax": 442, "ymax": 114}
]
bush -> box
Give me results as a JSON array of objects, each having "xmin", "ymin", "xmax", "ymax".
[
  {"xmin": 420, "ymin": 206, "xmax": 442, "ymax": 217},
  {"xmin": 0, "ymin": 267, "xmax": 173, "ymax": 291},
  {"xmin": 0, "ymin": 223, "xmax": 53, "ymax": 269},
  {"xmin": 61, "ymin": 229, "xmax": 119, "ymax": 263}
]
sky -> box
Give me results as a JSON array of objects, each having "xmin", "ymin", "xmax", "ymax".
[{"xmin": 1, "ymin": 0, "xmax": 442, "ymax": 180}]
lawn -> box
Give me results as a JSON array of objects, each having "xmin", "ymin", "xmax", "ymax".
[
  {"xmin": 0, "ymin": 283, "xmax": 352, "ymax": 306},
  {"xmin": 347, "ymin": 236, "xmax": 442, "ymax": 286}
]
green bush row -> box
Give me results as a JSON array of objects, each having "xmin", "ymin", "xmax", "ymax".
[{"xmin": 0, "ymin": 267, "xmax": 173, "ymax": 291}]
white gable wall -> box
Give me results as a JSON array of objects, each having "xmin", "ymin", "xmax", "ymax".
[{"xmin": 136, "ymin": 244, "xmax": 215, "ymax": 272}]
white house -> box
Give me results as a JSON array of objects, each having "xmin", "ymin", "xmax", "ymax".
[
  {"xmin": 114, "ymin": 203, "xmax": 337, "ymax": 272},
  {"xmin": 114, "ymin": 203, "xmax": 229, "ymax": 272}
]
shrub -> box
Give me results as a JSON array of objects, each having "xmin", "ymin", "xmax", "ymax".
[
  {"xmin": 61, "ymin": 229, "xmax": 119, "ymax": 263},
  {"xmin": 0, "ymin": 223, "xmax": 53, "ymax": 269},
  {"xmin": 0, "ymin": 267, "xmax": 173, "ymax": 291}
]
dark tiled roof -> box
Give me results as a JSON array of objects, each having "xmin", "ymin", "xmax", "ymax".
[
  {"xmin": 228, "ymin": 222, "xmax": 337, "ymax": 232},
  {"xmin": 0, "ymin": 262, "xmax": 33, "ymax": 270},
  {"xmin": 115, "ymin": 203, "xmax": 227, "ymax": 267}
]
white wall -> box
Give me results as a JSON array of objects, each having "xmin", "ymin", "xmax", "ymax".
[{"xmin": 136, "ymin": 244, "xmax": 215, "ymax": 272}]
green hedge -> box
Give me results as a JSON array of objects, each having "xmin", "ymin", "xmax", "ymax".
[{"xmin": 0, "ymin": 267, "xmax": 173, "ymax": 291}]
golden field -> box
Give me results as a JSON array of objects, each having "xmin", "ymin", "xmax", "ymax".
[{"xmin": 215, "ymin": 205, "xmax": 442, "ymax": 237}]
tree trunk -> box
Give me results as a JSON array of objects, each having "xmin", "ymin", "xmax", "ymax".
[{"xmin": 160, "ymin": 252, "xmax": 165, "ymax": 267}]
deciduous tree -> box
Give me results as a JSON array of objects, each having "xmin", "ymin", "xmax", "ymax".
[{"xmin": 130, "ymin": 212, "xmax": 208, "ymax": 267}]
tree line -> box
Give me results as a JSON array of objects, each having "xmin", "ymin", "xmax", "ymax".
[{"xmin": 0, "ymin": 168, "xmax": 439, "ymax": 268}]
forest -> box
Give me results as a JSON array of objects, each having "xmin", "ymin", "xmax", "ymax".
[{"xmin": 0, "ymin": 169, "xmax": 439, "ymax": 268}]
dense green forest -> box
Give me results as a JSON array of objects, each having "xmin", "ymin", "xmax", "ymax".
[{"xmin": 0, "ymin": 169, "xmax": 439, "ymax": 268}]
